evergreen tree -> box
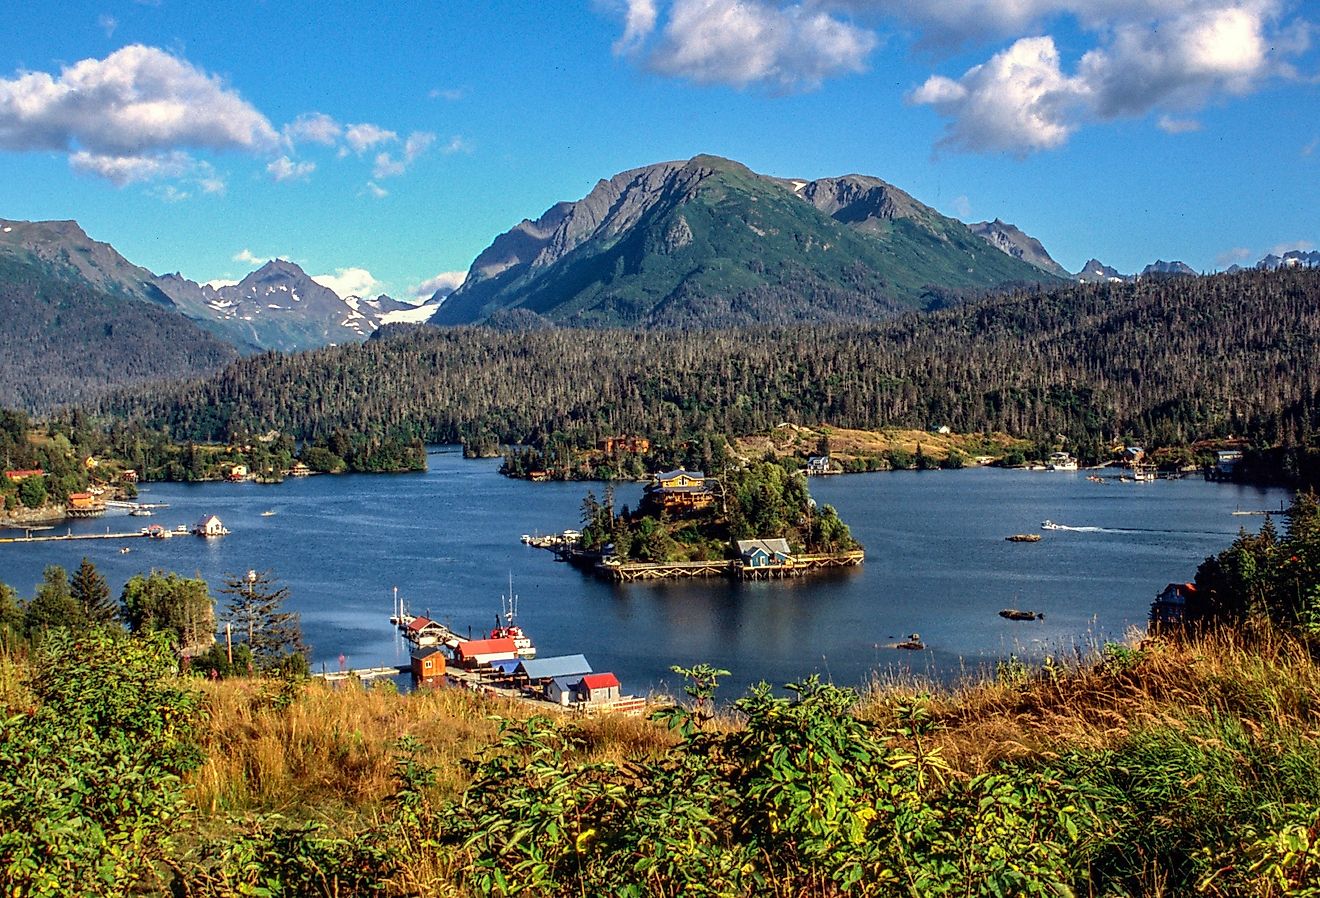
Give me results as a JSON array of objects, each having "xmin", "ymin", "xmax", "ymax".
[
  {"xmin": 0, "ymin": 581, "xmax": 22, "ymax": 645},
  {"xmin": 219, "ymin": 570, "xmax": 305, "ymax": 673},
  {"xmin": 23, "ymin": 565, "xmax": 82, "ymax": 635},
  {"xmin": 70, "ymin": 557, "xmax": 116, "ymax": 625}
]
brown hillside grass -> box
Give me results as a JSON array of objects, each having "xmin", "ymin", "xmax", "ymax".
[
  {"xmin": 736, "ymin": 422, "xmax": 1027, "ymax": 464},
  {"xmin": 855, "ymin": 624, "xmax": 1320, "ymax": 775},
  {"xmin": 187, "ymin": 678, "xmax": 678, "ymax": 821}
]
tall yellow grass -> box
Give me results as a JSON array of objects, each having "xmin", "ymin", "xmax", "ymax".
[{"xmin": 187, "ymin": 678, "xmax": 677, "ymax": 822}]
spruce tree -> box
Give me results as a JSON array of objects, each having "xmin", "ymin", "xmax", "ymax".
[
  {"xmin": 70, "ymin": 557, "xmax": 116, "ymax": 625},
  {"xmin": 220, "ymin": 570, "xmax": 306, "ymax": 673}
]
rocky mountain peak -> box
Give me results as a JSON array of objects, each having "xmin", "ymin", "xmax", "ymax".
[{"xmin": 968, "ymin": 219, "xmax": 1071, "ymax": 279}]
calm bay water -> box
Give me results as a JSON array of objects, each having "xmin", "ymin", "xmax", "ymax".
[{"xmin": 0, "ymin": 449, "xmax": 1287, "ymax": 698}]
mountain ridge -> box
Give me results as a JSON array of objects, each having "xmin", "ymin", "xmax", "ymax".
[{"xmin": 430, "ymin": 154, "xmax": 1060, "ymax": 327}]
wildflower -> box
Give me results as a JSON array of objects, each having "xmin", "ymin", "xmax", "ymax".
[{"xmin": 575, "ymin": 828, "xmax": 597, "ymax": 853}]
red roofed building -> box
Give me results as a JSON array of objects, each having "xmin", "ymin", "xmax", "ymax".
[
  {"xmin": 579, "ymin": 672, "xmax": 621, "ymax": 704},
  {"xmin": 455, "ymin": 636, "xmax": 518, "ymax": 667},
  {"xmin": 405, "ymin": 617, "xmax": 448, "ymax": 647},
  {"xmin": 4, "ymin": 469, "xmax": 43, "ymax": 482}
]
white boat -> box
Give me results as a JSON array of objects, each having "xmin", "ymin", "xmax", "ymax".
[
  {"xmin": 1041, "ymin": 520, "xmax": 1066, "ymax": 530},
  {"xmin": 261, "ymin": 510, "xmax": 277, "ymax": 517},
  {"xmin": 129, "ymin": 507, "xmax": 153, "ymax": 517}
]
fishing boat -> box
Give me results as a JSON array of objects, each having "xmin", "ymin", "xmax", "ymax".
[
  {"xmin": 490, "ymin": 576, "xmax": 537, "ymax": 659},
  {"xmin": 1041, "ymin": 520, "xmax": 1066, "ymax": 530}
]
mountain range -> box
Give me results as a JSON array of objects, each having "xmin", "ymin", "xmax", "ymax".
[
  {"xmin": 1, "ymin": 153, "xmax": 1312, "ymax": 408},
  {"xmin": 0, "ymin": 218, "xmax": 441, "ymax": 354},
  {"xmin": 430, "ymin": 155, "xmax": 1057, "ymax": 327}
]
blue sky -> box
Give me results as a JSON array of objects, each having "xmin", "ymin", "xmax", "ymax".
[{"xmin": 1, "ymin": 0, "xmax": 1316, "ymax": 299}]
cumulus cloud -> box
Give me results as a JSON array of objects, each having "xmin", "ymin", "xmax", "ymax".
[
  {"xmin": 911, "ymin": 36, "xmax": 1079, "ymax": 154},
  {"xmin": 0, "ymin": 45, "xmax": 277, "ymax": 157},
  {"xmin": 283, "ymin": 112, "xmax": 341, "ymax": 147},
  {"xmin": 410, "ymin": 270, "xmax": 467, "ymax": 298},
  {"xmin": 0, "ymin": 44, "xmax": 278, "ymax": 187},
  {"xmin": 362, "ymin": 181, "xmax": 389, "ymax": 199},
  {"xmin": 312, "ymin": 267, "xmax": 380, "ymax": 299},
  {"xmin": 611, "ymin": 0, "xmax": 659, "ymax": 54},
  {"xmin": 605, "ymin": 0, "xmax": 1309, "ymax": 151},
  {"xmin": 649, "ymin": 0, "xmax": 876, "ymax": 90},
  {"xmin": 344, "ymin": 122, "xmax": 397, "ymax": 154},
  {"xmin": 267, "ymin": 155, "xmax": 316, "ymax": 181},
  {"xmin": 910, "ymin": 0, "xmax": 1305, "ymax": 154}
]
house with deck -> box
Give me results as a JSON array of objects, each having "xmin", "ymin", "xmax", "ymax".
[
  {"xmin": 737, "ymin": 538, "xmax": 793, "ymax": 570},
  {"xmin": 193, "ymin": 514, "xmax": 228, "ymax": 537},
  {"xmin": 642, "ymin": 469, "xmax": 715, "ymax": 513}
]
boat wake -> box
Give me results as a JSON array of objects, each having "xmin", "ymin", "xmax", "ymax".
[{"xmin": 1042, "ymin": 519, "xmax": 1225, "ymax": 537}]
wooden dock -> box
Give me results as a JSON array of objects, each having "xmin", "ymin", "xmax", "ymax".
[
  {"xmin": 0, "ymin": 528, "xmax": 153, "ymax": 544},
  {"xmin": 313, "ymin": 665, "xmax": 409, "ymax": 682}
]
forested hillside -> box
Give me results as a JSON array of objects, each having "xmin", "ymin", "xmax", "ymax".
[
  {"xmin": 0, "ymin": 254, "xmax": 238, "ymax": 411},
  {"xmin": 98, "ymin": 268, "xmax": 1320, "ymax": 463}
]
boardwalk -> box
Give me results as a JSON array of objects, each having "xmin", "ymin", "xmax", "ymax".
[{"xmin": 0, "ymin": 529, "xmax": 152, "ymax": 544}]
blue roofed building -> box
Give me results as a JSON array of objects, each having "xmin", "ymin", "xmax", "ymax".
[{"xmin": 517, "ymin": 654, "xmax": 593, "ymax": 683}]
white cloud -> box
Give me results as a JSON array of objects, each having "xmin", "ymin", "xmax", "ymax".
[
  {"xmin": 910, "ymin": 0, "xmax": 1301, "ymax": 155},
  {"xmin": 372, "ymin": 131, "xmax": 436, "ymax": 179},
  {"xmin": 1270, "ymin": 240, "xmax": 1316, "ymax": 256},
  {"xmin": 204, "ymin": 278, "xmax": 239, "ymax": 289},
  {"xmin": 362, "ymin": 181, "xmax": 389, "ymax": 199},
  {"xmin": 69, "ymin": 148, "xmax": 192, "ymax": 184},
  {"xmin": 267, "ymin": 155, "xmax": 316, "ymax": 181},
  {"xmin": 404, "ymin": 130, "xmax": 435, "ymax": 162},
  {"xmin": 372, "ymin": 152, "xmax": 406, "ymax": 179},
  {"xmin": 283, "ymin": 112, "xmax": 341, "ymax": 147},
  {"xmin": 233, "ymin": 248, "xmax": 288, "ymax": 265},
  {"xmin": 649, "ymin": 0, "xmax": 877, "ymax": 90},
  {"xmin": 0, "ymin": 44, "xmax": 277, "ymax": 159},
  {"xmin": 611, "ymin": 0, "xmax": 659, "ymax": 54},
  {"xmin": 428, "ymin": 86, "xmax": 466, "ymax": 101},
  {"xmin": 440, "ymin": 134, "xmax": 473, "ymax": 155},
  {"xmin": 1215, "ymin": 246, "xmax": 1252, "ymax": 267},
  {"xmin": 150, "ymin": 184, "xmax": 190, "ymax": 203},
  {"xmin": 911, "ymin": 36, "xmax": 1079, "ymax": 154},
  {"xmin": 1157, "ymin": 114, "xmax": 1201, "ymax": 134},
  {"xmin": 950, "ymin": 194, "xmax": 972, "ymax": 218},
  {"xmin": 98, "ymin": 14, "xmax": 118, "ymax": 38},
  {"xmin": 409, "ymin": 270, "xmax": 467, "ymax": 298},
  {"xmin": 312, "ymin": 267, "xmax": 380, "ymax": 299},
  {"xmin": 344, "ymin": 122, "xmax": 397, "ymax": 154}
]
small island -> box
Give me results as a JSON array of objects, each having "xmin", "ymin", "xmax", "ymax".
[{"xmin": 551, "ymin": 460, "xmax": 863, "ymax": 582}]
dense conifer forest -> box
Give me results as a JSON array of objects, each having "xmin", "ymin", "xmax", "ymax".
[
  {"xmin": 0, "ymin": 255, "xmax": 237, "ymax": 410},
  {"xmin": 97, "ymin": 268, "xmax": 1319, "ymax": 476}
]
